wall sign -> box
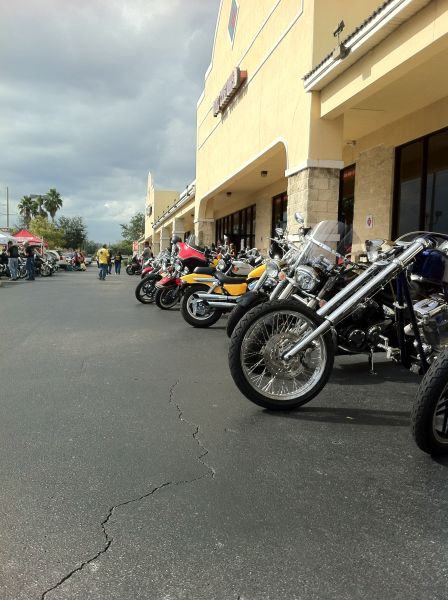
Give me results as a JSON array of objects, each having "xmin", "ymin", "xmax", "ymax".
[
  {"xmin": 366, "ymin": 215, "xmax": 374, "ymax": 229},
  {"xmin": 213, "ymin": 67, "xmax": 247, "ymax": 117}
]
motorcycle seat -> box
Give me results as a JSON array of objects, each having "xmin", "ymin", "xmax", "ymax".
[
  {"xmin": 215, "ymin": 271, "xmax": 246, "ymax": 285},
  {"xmin": 193, "ymin": 266, "xmax": 215, "ymax": 275}
]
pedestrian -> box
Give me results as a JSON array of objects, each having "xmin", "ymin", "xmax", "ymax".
[
  {"xmin": 229, "ymin": 242, "xmax": 237, "ymax": 257},
  {"xmin": 7, "ymin": 240, "xmax": 19, "ymax": 280},
  {"xmin": 96, "ymin": 244, "xmax": 110, "ymax": 281},
  {"xmin": 23, "ymin": 242, "xmax": 35, "ymax": 280},
  {"xmin": 142, "ymin": 241, "xmax": 151, "ymax": 263},
  {"xmin": 114, "ymin": 251, "xmax": 123, "ymax": 274},
  {"xmin": 107, "ymin": 252, "xmax": 112, "ymax": 274}
]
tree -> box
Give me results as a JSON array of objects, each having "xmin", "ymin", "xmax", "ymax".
[
  {"xmin": 58, "ymin": 216, "xmax": 87, "ymax": 249},
  {"xmin": 29, "ymin": 216, "xmax": 65, "ymax": 249},
  {"xmin": 83, "ymin": 240, "xmax": 100, "ymax": 255},
  {"xmin": 17, "ymin": 195, "xmax": 37, "ymax": 228},
  {"xmin": 34, "ymin": 196, "xmax": 48, "ymax": 218},
  {"xmin": 44, "ymin": 188, "xmax": 63, "ymax": 222},
  {"xmin": 120, "ymin": 212, "xmax": 145, "ymax": 242}
]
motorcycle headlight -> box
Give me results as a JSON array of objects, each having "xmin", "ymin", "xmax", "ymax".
[
  {"xmin": 294, "ymin": 266, "xmax": 319, "ymax": 292},
  {"xmin": 217, "ymin": 259, "xmax": 226, "ymax": 271},
  {"xmin": 265, "ymin": 260, "xmax": 279, "ymax": 278}
]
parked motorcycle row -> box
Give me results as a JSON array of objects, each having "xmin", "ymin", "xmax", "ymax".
[
  {"xmin": 0, "ymin": 250, "xmax": 58, "ymax": 279},
  {"xmin": 134, "ymin": 215, "xmax": 448, "ymax": 457}
]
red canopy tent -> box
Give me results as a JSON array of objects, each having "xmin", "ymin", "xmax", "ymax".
[{"xmin": 13, "ymin": 229, "xmax": 48, "ymax": 248}]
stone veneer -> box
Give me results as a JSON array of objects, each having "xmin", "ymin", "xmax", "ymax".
[
  {"xmin": 287, "ymin": 167, "xmax": 340, "ymax": 228},
  {"xmin": 194, "ymin": 219, "xmax": 214, "ymax": 247},
  {"xmin": 352, "ymin": 145, "xmax": 394, "ymax": 251}
]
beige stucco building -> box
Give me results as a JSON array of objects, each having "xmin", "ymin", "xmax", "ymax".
[{"xmin": 151, "ymin": 0, "xmax": 448, "ymax": 255}]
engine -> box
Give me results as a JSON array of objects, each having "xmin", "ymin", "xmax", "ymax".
[{"xmin": 410, "ymin": 295, "xmax": 448, "ymax": 350}]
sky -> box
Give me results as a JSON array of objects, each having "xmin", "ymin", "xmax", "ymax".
[{"xmin": 0, "ymin": 0, "xmax": 220, "ymax": 242}]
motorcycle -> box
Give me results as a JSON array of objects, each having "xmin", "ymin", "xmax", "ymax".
[
  {"xmin": 135, "ymin": 251, "xmax": 170, "ymax": 304},
  {"xmin": 126, "ymin": 255, "xmax": 142, "ymax": 276},
  {"xmin": 154, "ymin": 236, "xmax": 212, "ymax": 310},
  {"xmin": 179, "ymin": 245, "xmax": 266, "ymax": 328},
  {"xmin": 228, "ymin": 229, "xmax": 448, "ymax": 454}
]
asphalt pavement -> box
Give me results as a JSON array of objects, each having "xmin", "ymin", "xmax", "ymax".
[{"xmin": 0, "ymin": 267, "xmax": 447, "ymax": 600}]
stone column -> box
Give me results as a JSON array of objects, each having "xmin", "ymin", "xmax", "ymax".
[
  {"xmin": 159, "ymin": 226, "xmax": 171, "ymax": 251},
  {"xmin": 194, "ymin": 219, "xmax": 214, "ymax": 247},
  {"xmin": 151, "ymin": 234, "xmax": 160, "ymax": 255},
  {"xmin": 172, "ymin": 217, "xmax": 185, "ymax": 240},
  {"xmin": 287, "ymin": 167, "xmax": 340, "ymax": 229},
  {"xmin": 352, "ymin": 145, "xmax": 394, "ymax": 251}
]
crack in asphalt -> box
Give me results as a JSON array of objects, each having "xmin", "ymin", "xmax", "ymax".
[
  {"xmin": 169, "ymin": 379, "xmax": 216, "ymax": 480},
  {"xmin": 40, "ymin": 379, "xmax": 215, "ymax": 599}
]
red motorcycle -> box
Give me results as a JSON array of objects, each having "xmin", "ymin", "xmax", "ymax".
[{"xmin": 154, "ymin": 236, "xmax": 213, "ymax": 310}]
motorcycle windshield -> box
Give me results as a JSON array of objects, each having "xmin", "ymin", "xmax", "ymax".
[
  {"xmin": 395, "ymin": 231, "xmax": 448, "ymax": 246},
  {"xmin": 296, "ymin": 221, "xmax": 350, "ymax": 265}
]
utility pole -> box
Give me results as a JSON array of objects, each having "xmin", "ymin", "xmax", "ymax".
[{"xmin": 6, "ymin": 186, "xmax": 9, "ymax": 229}]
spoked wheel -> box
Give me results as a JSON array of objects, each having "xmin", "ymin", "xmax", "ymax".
[
  {"xmin": 411, "ymin": 349, "xmax": 448, "ymax": 455},
  {"xmin": 40, "ymin": 265, "xmax": 51, "ymax": 277},
  {"xmin": 155, "ymin": 286, "xmax": 180, "ymax": 310},
  {"xmin": 135, "ymin": 275, "xmax": 157, "ymax": 304},
  {"xmin": 180, "ymin": 285, "xmax": 222, "ymax": 328},
  {"xmin": 228, "ymin": 299, "xmax": 334, "ymax": 410}
]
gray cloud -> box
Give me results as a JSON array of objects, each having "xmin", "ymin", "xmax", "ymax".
[{"xmin": 0, "ymin": 0, "xmax": 220, "ymax": 241}]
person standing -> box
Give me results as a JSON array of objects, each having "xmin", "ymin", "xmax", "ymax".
[
  {"xmin": 142, "ymin": 241, "xmax": 151, "ymax": 262},
  {"xmin": 114, "ymin": 251, "xmax": 123, "ymax": 274},
  {"xmin": 7, "ymin": 240, "xmax": 19, "ymax": 280},
  {"xmin": 96, "ymin": 244, "xmax": 110, "ymax": 281},
  {"xmin": 24, "ymin": 242, "xmax": 35, "ymax": 280}
]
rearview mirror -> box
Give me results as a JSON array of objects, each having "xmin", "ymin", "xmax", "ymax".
[{"xmin": 294, "ymin": 212, "xmax": 305, "ymax": 225}]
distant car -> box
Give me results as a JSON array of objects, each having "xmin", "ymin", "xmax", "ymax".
[
  {"xmin": 47, "ymin": 249, "xmax": 68, "ymax": 270},
  {"xmin": 84, "ymin": 256, "xmax": 93, "ymax": 266}
]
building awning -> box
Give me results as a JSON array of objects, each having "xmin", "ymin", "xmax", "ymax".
[{"xmin": 303, "ymin": 0, "xmax": 432, "ymax": 92}]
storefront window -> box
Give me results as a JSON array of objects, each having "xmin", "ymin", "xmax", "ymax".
[
  {"xmin": 216, "ymin": 204, "xmax": 256, "ymax": 250},
  {"xmin": 272, "ymin": 192, "xmax": 287, "ymax": 235},
  {"xmin": 338, "ymin": 165, "xmax": 355, "ymax": 253},
  {"xmin": 394, "ymin": 128, "xmax": 448, "ymax": 236}
]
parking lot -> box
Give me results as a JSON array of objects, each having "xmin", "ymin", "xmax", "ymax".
[{"xmin": 0, "ymin": 268, "xmax": 447, "ymax": 600}]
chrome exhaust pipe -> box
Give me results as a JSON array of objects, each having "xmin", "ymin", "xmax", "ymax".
[
  {"xmin": 204, "ymin": 301, "xmax": 237, "ymax": 309},
  {"xmin": 195, "ymin": 293, "xmax": 239, "ymax": 302}
]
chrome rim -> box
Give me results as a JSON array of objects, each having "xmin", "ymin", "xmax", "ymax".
[
  {"xmin": 161, "ymin": 288, "xmax": 178, "ymax": 307},
  {"xmin": 433, "ymin": 386, "xmax": 448, "ymax": 445},
  {"xmin": 187, "ymin": 293, "xmax": 213, "ymax": 320},
  {"xmin": 240, "ymin": 309, "xmax": 327, "ymax": 401},
  {"xmin": 141, "ymin": 281, "xmax": 155, "ymax": 298}
]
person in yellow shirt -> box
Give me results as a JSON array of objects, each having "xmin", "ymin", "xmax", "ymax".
[{"xmin": 96, "ymin": 244, "xmax": 110, "ymax": 281}]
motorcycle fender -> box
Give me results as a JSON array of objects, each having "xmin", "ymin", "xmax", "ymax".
[
  {"xmin": 236, "ymin": 291, "xmax": 261, "ymax": 308},
  {"xmin": 223, "ymin": 282, "xmax": 247, "ymax": 296},
  {"xmin": 158, "ymin": 276, "xmax": 176, "ymax": 286}
]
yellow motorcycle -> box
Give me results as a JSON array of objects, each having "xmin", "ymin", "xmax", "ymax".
[{"xmin": 180, "ymin": 257, "xmax": 267, "ymax": 328}]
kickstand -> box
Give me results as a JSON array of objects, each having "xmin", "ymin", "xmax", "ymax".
[{"xmin": 368, "ymin": 349, "xmax": 377, "ymax": 375}]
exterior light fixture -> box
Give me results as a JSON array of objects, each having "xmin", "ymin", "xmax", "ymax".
[
  {"xmin": 260, "ymin": 170, "xmax": 268, "ymax": 177},
  {"xmin": 226, "ymin": 191, "xmax": 232, "ymax": 196}
]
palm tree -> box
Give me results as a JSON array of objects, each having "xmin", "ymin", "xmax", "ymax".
[
  {"xmin": 44, "ymin": 188, "xmax": 63, "ymax": 222},
  {"xmin": 17, "ymin": 195, "xmax": 37, "ymax": 228}
]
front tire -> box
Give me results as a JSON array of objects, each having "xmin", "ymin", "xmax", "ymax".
[
  {"xmin": 228, "ymin": 299, "xmax": 334, "ymax": 410},
  {"xmin": 126, "ymin": 265, "xmax": 134, "ymax": 275},
  {"xmin": 411, "ymin": 350, "xmax": 448, "ymax": 455},
  {"xmin": 155, "ymin": 286, "xmax": 180, "ymax": 310},
  {"xmin": 180, "ymin": 285, "xmax": 223, "ymax": 328},
  {"xmin": 135, "ymin": 275, "xmax": 157, "ymax": 304}
]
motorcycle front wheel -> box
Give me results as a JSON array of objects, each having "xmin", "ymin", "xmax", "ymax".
[
  {"xmin": 135, "ymin": 275, "xmax": 157, "ymax": 304},
  {"xmin": 228, "ymin": 299, "xmax": 334, "ymax": 410},
  {"xmin": 126, "ymin": 265, "xmax": 134, "ymax": 275},
  {"xmin": 155, "ymin": 286, "xmax": 179, "ymax": 310},
  {"xmin": 180, "ymin": 285, "xmax": 222, "ymax": 328},
  {"xmin": 411, "ymin": 349, "xmax": 448, "ymax": 455}
]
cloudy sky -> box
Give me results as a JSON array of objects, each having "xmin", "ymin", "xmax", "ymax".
[{"xmin": 0, "ymin": 0, "xmax": 220, "ymax": 242}]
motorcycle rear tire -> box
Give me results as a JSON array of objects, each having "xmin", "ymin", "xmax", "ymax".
[
  {"xmin": 228, "ymin": 299, "xmax": 334, "ymax": 410},
  {"xmin": 155, "ymin": 287, "xmax": 179, "ymax": 310},
  {"xmin": 411, "ymin": 349, "xmax": 448, "ymax": 455},
  {"xmin": 180, "ymin": 285, "xmax": 222, "ymax": 328},
  {"xmin": 135, "ymin": 276, "xmax": 157, "ymax": 304}
]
